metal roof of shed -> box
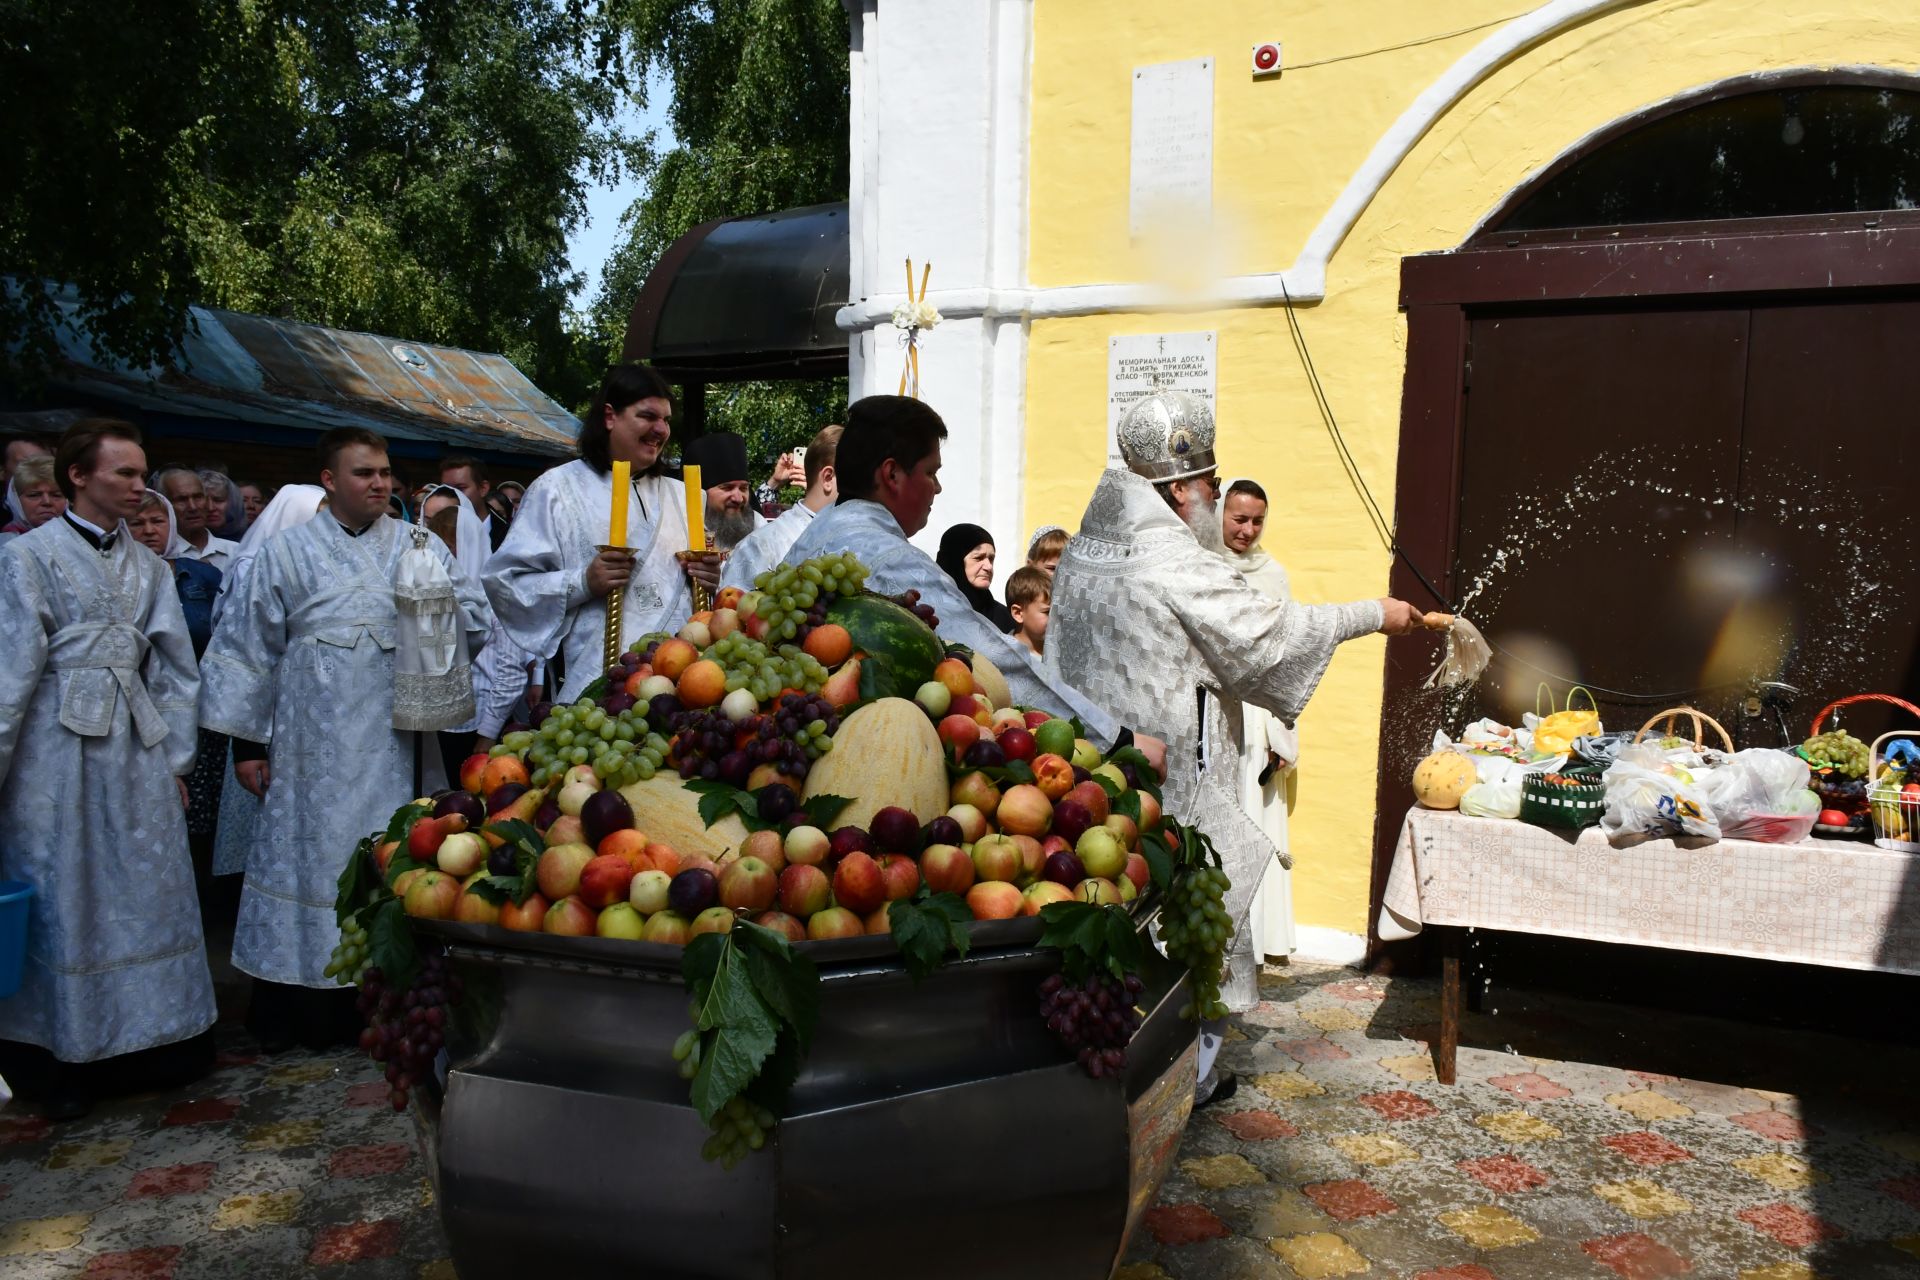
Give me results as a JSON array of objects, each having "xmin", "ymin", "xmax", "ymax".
[{"xmin": 17, "ymin": 283, "xmax": 580, "ymax": 456}]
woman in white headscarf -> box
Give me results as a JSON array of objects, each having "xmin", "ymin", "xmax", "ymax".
[
  {"xmin": 209, "ymin": 483, "xmax": 327, "ymax": 885},
  {"xmin": 1220, "ymin": 479, "xmax": 1297, "ymax": 961},
  {"xmin": 416, "ymin": 484, "xmax": 539, "ymax": 785}
]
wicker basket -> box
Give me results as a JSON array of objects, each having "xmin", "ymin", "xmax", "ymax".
[
  {"xmin": 1810, "ymin": 694, "xmax": 1920, "ymax": 736},
  {"xmin": 1634, "ymin": 706, "xmax": 1735, "ymax": 753},
  {"xmin": 1520, "ymin": 768, "xmax": 1606, "ymax": 830},
  {"xmin": 1867, "ymin": 730, "xmax": 1920, "ymax": 853}
]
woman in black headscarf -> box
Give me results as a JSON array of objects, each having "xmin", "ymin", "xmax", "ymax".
[{"xmin": 937, "ymin": 523, "xmax": 1015, "ymax": 633}]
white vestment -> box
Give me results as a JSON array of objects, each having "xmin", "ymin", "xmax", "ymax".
[
  {"xmin": 783, "ymin": 499, "xmax": 1120, "ymax": 743},
  {"xmin": 484, "ymin": 460, "xmax": 692, "ymax": 702},
  {"xmin": 1047, "ymin": 470, "xmax": 1381, "ymax": 1008},
  {"xmin": 199, "ymin": 515, "xmax": 490, "ymax": 987},
  {"xmin": 0, "ymin": 520, "xmax": 217, "ymax": 1060},
  {"xmin": 721, "ymin": 501, "xmax": 818, "ymax": 593},
  {"xmin": 1222, "ymin": 543, "xmax": 1299, "ymax": 961}
]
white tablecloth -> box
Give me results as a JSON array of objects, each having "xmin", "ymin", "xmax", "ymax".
[{"xmin": 1379, "ymin": 810, "xmax": 1920, "ymax": 975}]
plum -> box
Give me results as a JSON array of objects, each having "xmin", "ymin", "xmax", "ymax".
[
  {"xmin": 485, "ymin": 782, "xmax": 530, "ymax": 816},
  {"xmin": 868, "ymin": 806, "xmax": 922, "ymax": 854},
  {"xmin": 922, "ymin": 815, "xmax": 964, "ymax": 848},
  {"xmin": 580, "ymin": 789, "xmax": 635, "ymax": 847},
  {"xmin": 828, "ymin": 826, "xmax": 873, "ymax": 860},
  {"xmin": 435, "ymin": 791, "xmax": 486, "ymax": 825},
  {"xmin": 756, "ymin": 782, "xmax": 799, "ymax": 823},
  {"xmin": 668, "ymin": 867, "xmax": 719, "ymax": 918},
  {"xmin": 964, "ymin": 739, "xmax": 1006, "ymax": 769},
  {"xmin": 1043, "ymin": 850, "xmax": 1087, "ymax": 886}
]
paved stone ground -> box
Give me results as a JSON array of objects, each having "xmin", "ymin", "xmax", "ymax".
[{"xmin": 4, "ymin": 960, "xmax": 1920, "ymax": 1278}]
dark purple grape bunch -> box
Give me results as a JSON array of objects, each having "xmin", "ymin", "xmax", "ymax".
[
  {"xmin": 771, "ymin": 690, "xmax": 839, "ymax": 764},
  {"xmin": 1039, "ymin": 970, "xmax": 1145, "ymax": 1080},
  {"xmin": 889, "ymin": 587, "xmax": 939, "ymax": 630},
  {"xmin": 354, "ymin": 951, "xmax": 465, "ymax": 1112},
  {"xmin": 668, "ymin": 709, "xmax": 739, "ymax": 781}
]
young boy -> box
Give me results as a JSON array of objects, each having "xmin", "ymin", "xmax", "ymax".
[{"xmin": 1005, "ymin": 566, "xmax": 1051, "ymax": 655}]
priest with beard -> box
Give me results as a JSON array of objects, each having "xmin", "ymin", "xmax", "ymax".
[
  {"xmin": 681, "ymin": 432, "xmax": 765, "ymax": 555},
  {"xmin": 1045, "ymin": 389, "xmax": 1421, "ymax": 1104}
]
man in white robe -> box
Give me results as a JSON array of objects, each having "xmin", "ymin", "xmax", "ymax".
[
  {"xmin": 200, "ymin": 428, "xmax": 490, "ymax": 1050},
  {"xmin": 485, "ymin": 365, "xmax": 714, "ymax": 702},
  {"xmin": 0, "ymin": 419, "xmax": 216, "ymax": 1119},
  {"xmin": 722, "ymin": 423, "xmax": 841, "ymax": 593},
  {"xmin": 1046, "ymin": 390, "xmax": 1420, "ymax": 1100},
  {"xmin": 682, "ymin": 431, "xmax": 766, "ymax": 553},
  {"xmin": 781, "ymin": 396, "xmax": 1125, "ymax": 745},
  {"xmin": 1220, "ymin": 479, "xmax": 1298, "ymax": 962}
]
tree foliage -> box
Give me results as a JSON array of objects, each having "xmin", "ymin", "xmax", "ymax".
[
  {"xmin": 591, "ymin": 0, "xmax": 849, "ymax": 460},
  {"xmin": 1, "ymin": 1, "xmax": 633, "ymax": 408}
]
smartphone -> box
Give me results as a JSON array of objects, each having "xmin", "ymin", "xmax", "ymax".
[{"xmin": 791, "ymin": 447, "xmax": 807, "ymax": 469}]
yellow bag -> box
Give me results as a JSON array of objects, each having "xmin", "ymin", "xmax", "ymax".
[{"xmin": 1534, "ymin": 685, "xmax": 1601, "ymax": 756}]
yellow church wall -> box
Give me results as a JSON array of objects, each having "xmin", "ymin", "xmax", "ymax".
[{"xmin": 1022, "ymin": 0, "xmax": 1920, "ymax": 936}]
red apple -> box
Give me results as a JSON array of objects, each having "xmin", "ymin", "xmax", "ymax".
[
  {"xmin": 878, "ymin": 853, "xmax": 922, "ymax": 901},
  {"xmin": 1023, "ymin": 710, "xmax": 1052, "ymax": 730},
  {"xmin": 578, "ymin": 853, "xmax": 637, "ymax": 909},
  {"xmin": 436, "ymin": 831, "xmax": 488, "ymax": 878},
  {"xmin": 1031, "ymin": 754, "xmax": 1074, "ymax": 801},
  {"xmin": 832, "ymin": 851, "xmax": 886, "ymax": 917},
  {"xmin": 933, "ymin": 657, "xmax": 975, "ymax": 697},
  {"xmin": 498, "ymin": 892, "xmax": 549, "ymax": 932},
  {"xmin": 542, "ymin": 894, "xmax": 598, "ymax": 935},
  {"xmin": 741, "ymin": 828, "xmax": 787, "ymax": 874},
  {"xmin": 938, "ymin": 714, "xmax": 981, "ymax": 760},
  {"xmin": 536, "ymin": 843, "xmax": 596, "ymax": 900},
  {"xmin": 778, "ymin": 864, "xmax": 832, "ymax": 918},
  {"xmin": 1021, "ymin": 881, "xmax": 1075, "ymax": 915},
  {"xmin": 1075, "ymin": 877, "xmax": 1120, "ymax": 905},
  {"xmin": 1067, "ymin": 781, "xmax": 1111, "ymax": 826},
  {"xmin": 949, "ymin": 694, "xmax": 980, "ymax": 723},
  {"xmin": 543, "ymin": 814, "xmax": 587, "ymax": 848},
  {"xmin": 719, "ymin": 856, "xmax": 778, "ymax": 913},
  {"xmin": 1041, "ymin": 834, "xmax": 1072, "ymax": 858},
  {"xmin": 864, "ymin": 903, "xmax": 895, "ymax": 935},
  {"xmin": 641, "ymin": 910, "xmax": 691, "ymax": 945},
  {"xmin": 806, "ymin": 906, "xmax": 864, "ymax": 939},
  {"xmin": 1052, "ymin": 798, "xmax": 1096, "ymax": 846},
  {"xmin": 454, "ymin": 882, "xmax": 501, "ymax": 925},
  {"xmin": 1137, "ymin": 792, "xmax": 1163, "ymax": 832},
  {"xmin": 459, "ymin": 752, "xmax": 491, "ymax": 795},
  {"xmin": 1104, "ymin": 814, "xmax": 1139, "ymax": 851},
  {"xmin": 965, "ymin": 881, "xmax": 1022, "ymax": 920},
  {"xmin": 1010, "ymin": 834, "xmax": 1045, "ymax": 886},
  {"xmin": 997, "ymin": 726, "xmax": 1036, "ymax": 761},
  {"xmin": 402, "ymin": 870, "xmax": 460, "ymax": 919},
  {"xmin": 373, "ymin": 840, "xmax": 398, "ymax": 874},
  {"xmin": 997, "ymin": 784, "xmax": 1054, "ymax": 837},
  {"xmin": 1122, "ymin": 852, "xmax": 1150, "ymax": 893},
  {"xmin": 919, "ymin": 844, "xmax": 975, "ymax": 896},
  {"xmin": 950, "ymin": 771, "xmax": 1001, "ymax": 818},
  {"xmin": 750, "ymin": 910, "xmax": 807, "ymax": 943},
  {"xmin": 392, "ymin": 867, "xmax": 428, "ymax": 898},
  {"xmin": 644, "ymin": 843, "xmax": 682, "ymax": 877},
  {"xmin": 598, "ymin": 828, "xmax": 649, "ymax": 867},
  {"xmin": 971, "ymin": 834, "xmax": 1023, "ymax": 884},
  {"xmin": 946, "ymin": 803, "xmax": 989, "ymax": 843}
]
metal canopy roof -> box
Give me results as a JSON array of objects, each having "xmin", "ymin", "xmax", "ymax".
[
  {"xmin": 14, "ymin": 283, "xmax": 580, "ymax": 456},
  {"xmin": 622, "ymin": 202, "xmax": 849, "ymax": 381}
]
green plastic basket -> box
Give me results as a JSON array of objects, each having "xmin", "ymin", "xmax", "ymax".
[{"xmin": 1520, "ymin": 769, "xmax": 1606, "ymax": 830}]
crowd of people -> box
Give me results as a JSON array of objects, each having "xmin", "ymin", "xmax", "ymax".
[{"xmin": 0, "ymin": 366, "xmax": 1422, "ymax": 1120}]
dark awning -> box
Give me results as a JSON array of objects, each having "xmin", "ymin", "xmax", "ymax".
[{"xmin": 622, "ymin": 202, "xmax": 848, "ymax": 381}]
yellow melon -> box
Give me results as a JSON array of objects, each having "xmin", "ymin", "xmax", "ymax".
[
  {"xmin": 802, "ymin": 696, "xmax": 950, "ymax": 828},
  {"xmin": 618, "ymin": 775, "xmax": 753, "ymax": 862},
  {"xmin": 1411, "ymin": 750, "xmax": 1477, "ymax": 810}
]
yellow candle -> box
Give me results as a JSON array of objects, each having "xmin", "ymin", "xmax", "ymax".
[
  {"xmin": 608, "ymin": 460, "xmax": 630, "ymax": 547},
  {"xmin": 683, "ymin": 463, "xmax": 704, "ymax": 550}
]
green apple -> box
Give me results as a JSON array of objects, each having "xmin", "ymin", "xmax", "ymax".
[
  {"xmin": 1071, "ymin": 738, "xmax": 1102, "ymax": 771},
  {"xmin": 596, "ymin": 902, "xmax": 647, "ymax": 940},
  {"xmin": 1075, "ymin": 826, "xmax": 1128, "ymax": 880},
  {"xmin": 1032, "ymin": 718, "xmax": 1076, "ymax": 759},
  {"xmin": 1092, "ymin": 763, "xmax": 1128, "ymax": 793}
]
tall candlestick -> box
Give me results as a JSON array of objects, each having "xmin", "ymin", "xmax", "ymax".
[
  {"xmin": 683, "ymin": 463, "xmax": 704, "ymax": 551},
  {"xmin": 608, "ymin": 460, "xmax": 630, "ymax": 547}
]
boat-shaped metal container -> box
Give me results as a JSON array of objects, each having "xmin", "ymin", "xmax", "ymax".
[{"xmin": 410, "ymin": 912, "xmax": 1195, "ymax": 1280}]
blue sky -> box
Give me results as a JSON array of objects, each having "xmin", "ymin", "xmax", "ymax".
[{"xmin": 569, "ymin": 75, "xmax": 674, "ymax": 313}]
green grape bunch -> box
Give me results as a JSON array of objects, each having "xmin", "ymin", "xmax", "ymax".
[
  {"xmin": 1156, "ymin": 862, "xmax": 1233, "ymax": 1022},
  {"xmin": 750, "ymin": 553, "xmax": 872, "ymax": 643},
  {"xmin": 513, "ymin": 698, "xmax": 670, "ymax": 790},
  {"xmin": 326, "ymin": 915, "xmax": 372, "ymax": 986},
  {"xmin": 671, "ymin": 1027, "xmax": 776, "ymax": 1168},
  {"xmin": 1803, "ymin": 729, "xmax": 1870, "ymax": 779}
]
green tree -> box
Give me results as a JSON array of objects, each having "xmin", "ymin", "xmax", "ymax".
[
  {"xmin": 591, "ymin": 0, "xmax": 849, "ymax": 464},
  {"xmin": 1, "ymin": 1, "xmax": 631, "ymax": 408}
]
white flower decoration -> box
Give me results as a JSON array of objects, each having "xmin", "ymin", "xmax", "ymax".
[{"xmin": 891, "ymin": 299, "xmax": 942, "ymax": 332}]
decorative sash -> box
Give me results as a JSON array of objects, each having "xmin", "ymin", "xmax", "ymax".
[{"xmin": 46, "ymin": 620, "xmax": 168, "ymax": 747}]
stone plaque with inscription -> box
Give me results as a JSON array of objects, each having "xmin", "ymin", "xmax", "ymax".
[
  {"xmin": 1107, "ymin": 332, "xmax": 1217, "ymax": 468},
  {"xmin": 1129, "ymin": 57, "xmax": 1214, "ymax": 237}
]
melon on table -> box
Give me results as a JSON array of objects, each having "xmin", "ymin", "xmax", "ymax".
[
  {"xmin": 1411, "ymin": 750, "xmax": 1477, "ymax": 810},
  {"xmin": 618, "ymin": 775, "xmax": 753, "ymax": 862},
  {"xmin": 803, "ymin": 697, "xmax": 950, "ymax": 828},
  {"xmin": 970, "ymin": 651, "xmax": 1011, "ymax": 711}
]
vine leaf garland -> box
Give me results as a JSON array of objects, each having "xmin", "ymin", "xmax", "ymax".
[{"xmin": 885, "ymin": 892, "xmax": 974, "ymax": 982}]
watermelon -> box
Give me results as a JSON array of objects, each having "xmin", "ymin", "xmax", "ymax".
[{"xmin": 823, "ymin": 594, "xmax": 945, "ymax": 700}]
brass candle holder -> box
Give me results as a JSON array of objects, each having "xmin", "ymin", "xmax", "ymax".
[
  {"xmin": 681, "ymin": 535, "xmax": 716, "ymax": 615},
  {"xmin": 599, "ymin": 544, "xmax": 624, "ymax": 676}
]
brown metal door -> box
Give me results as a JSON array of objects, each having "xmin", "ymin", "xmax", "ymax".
[
  {"xmin": 1739, "ymin": 301, "xmax": 1920, "ymax": 741},
  {"xmin": 1452, "ymin": 309, "xmax": 1752, "ymax": 732}
]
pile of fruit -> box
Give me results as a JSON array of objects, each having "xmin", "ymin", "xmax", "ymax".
[
  {"xmin": 333, "ymin": 552, "xmax": 1231, "ymax": 1147},
  {"xmin": 1799, "ymin": 729, "xmax": 1871, "ymax": 826}
]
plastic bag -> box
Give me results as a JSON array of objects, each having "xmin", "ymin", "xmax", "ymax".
[
  {"xmin": 1534, "ymin": 686, "xmax": 1602, "ymax": 756},
  {"xmin": 1600, "ymin": 742, "xmax": 1721, "ymax": 841},
  {"xmin": 1701, "ymin": 749, "xmax": 1811, "ymax": 840},
  {"xmin": 1459, "ymin": 777, "xmax": 1523, "ymax": 819}
]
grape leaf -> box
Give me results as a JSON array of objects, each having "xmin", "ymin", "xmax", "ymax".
[
  {"xmin": 1090, "ymin": 772, "xmax": 1123, "ymax": 801},
  {"xmin": 579, "ymin": 674, "xmax": 610, "ymax": 702},
  {"xmin": 335, "ymin": 833, "xmax": 385, "ymax": 925},
  {"xmin": 384, "ymin": 801, "xmax": 430, "ymax": 846},
  {"xmin": 942, "ymin": 641, "xmax": 976, "ymax": 664},
  {"xmin": 684, "ymin": 779, "xmax": 775, "ymax": 832},
  {"xmin": 1112, "ymin": 789, "xmax": 1143, "ymax": 824},
  {"xmin": 367, "ymin": 898, "xmax": 418, "ymax": 989},
  {"xmin": 465, "ymin": 876, "xmax": 516, "ymax": 906},
  {"xmin": 685, "ymin": 934, "xmax": 781, "ymax": 1125},
  {"xmin": 735, "ymin": 922, "xmax": 820, "ymax": 1053},
  {"xmin": 1039, "ymin": 901, "xmax": 1140, "ymax": 983},
  {"xmin": 481, "ymin": 818, "xmax": 542, "ymax": 855},
  {"xmin": 799, "ymin": 793, "xmax": 853, "ymax": 829},
  {"xmin": 1106, "ymin": 746, "xmax": 1163, "ymax": 801},
  {"xmin": 886, "ymin": 893, "xmax": 973, "ymax": 982},
  {"xmin": 1139, "ymin": 833, "xmax": 1172, "ymax": 892}
]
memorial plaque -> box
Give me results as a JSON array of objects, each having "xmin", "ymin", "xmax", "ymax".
[
  {"xmin": 1129, "ymin": 57, "xmax": 1214, "ymax": 237},
  {"xmin": 1107, "ymin": 332, "xmax": 1217, "ymax": 468}
]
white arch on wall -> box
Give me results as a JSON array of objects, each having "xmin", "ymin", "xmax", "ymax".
[{"xmin": 836, "ymin": 0, "xmax": 1647, "ymax": 333}]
